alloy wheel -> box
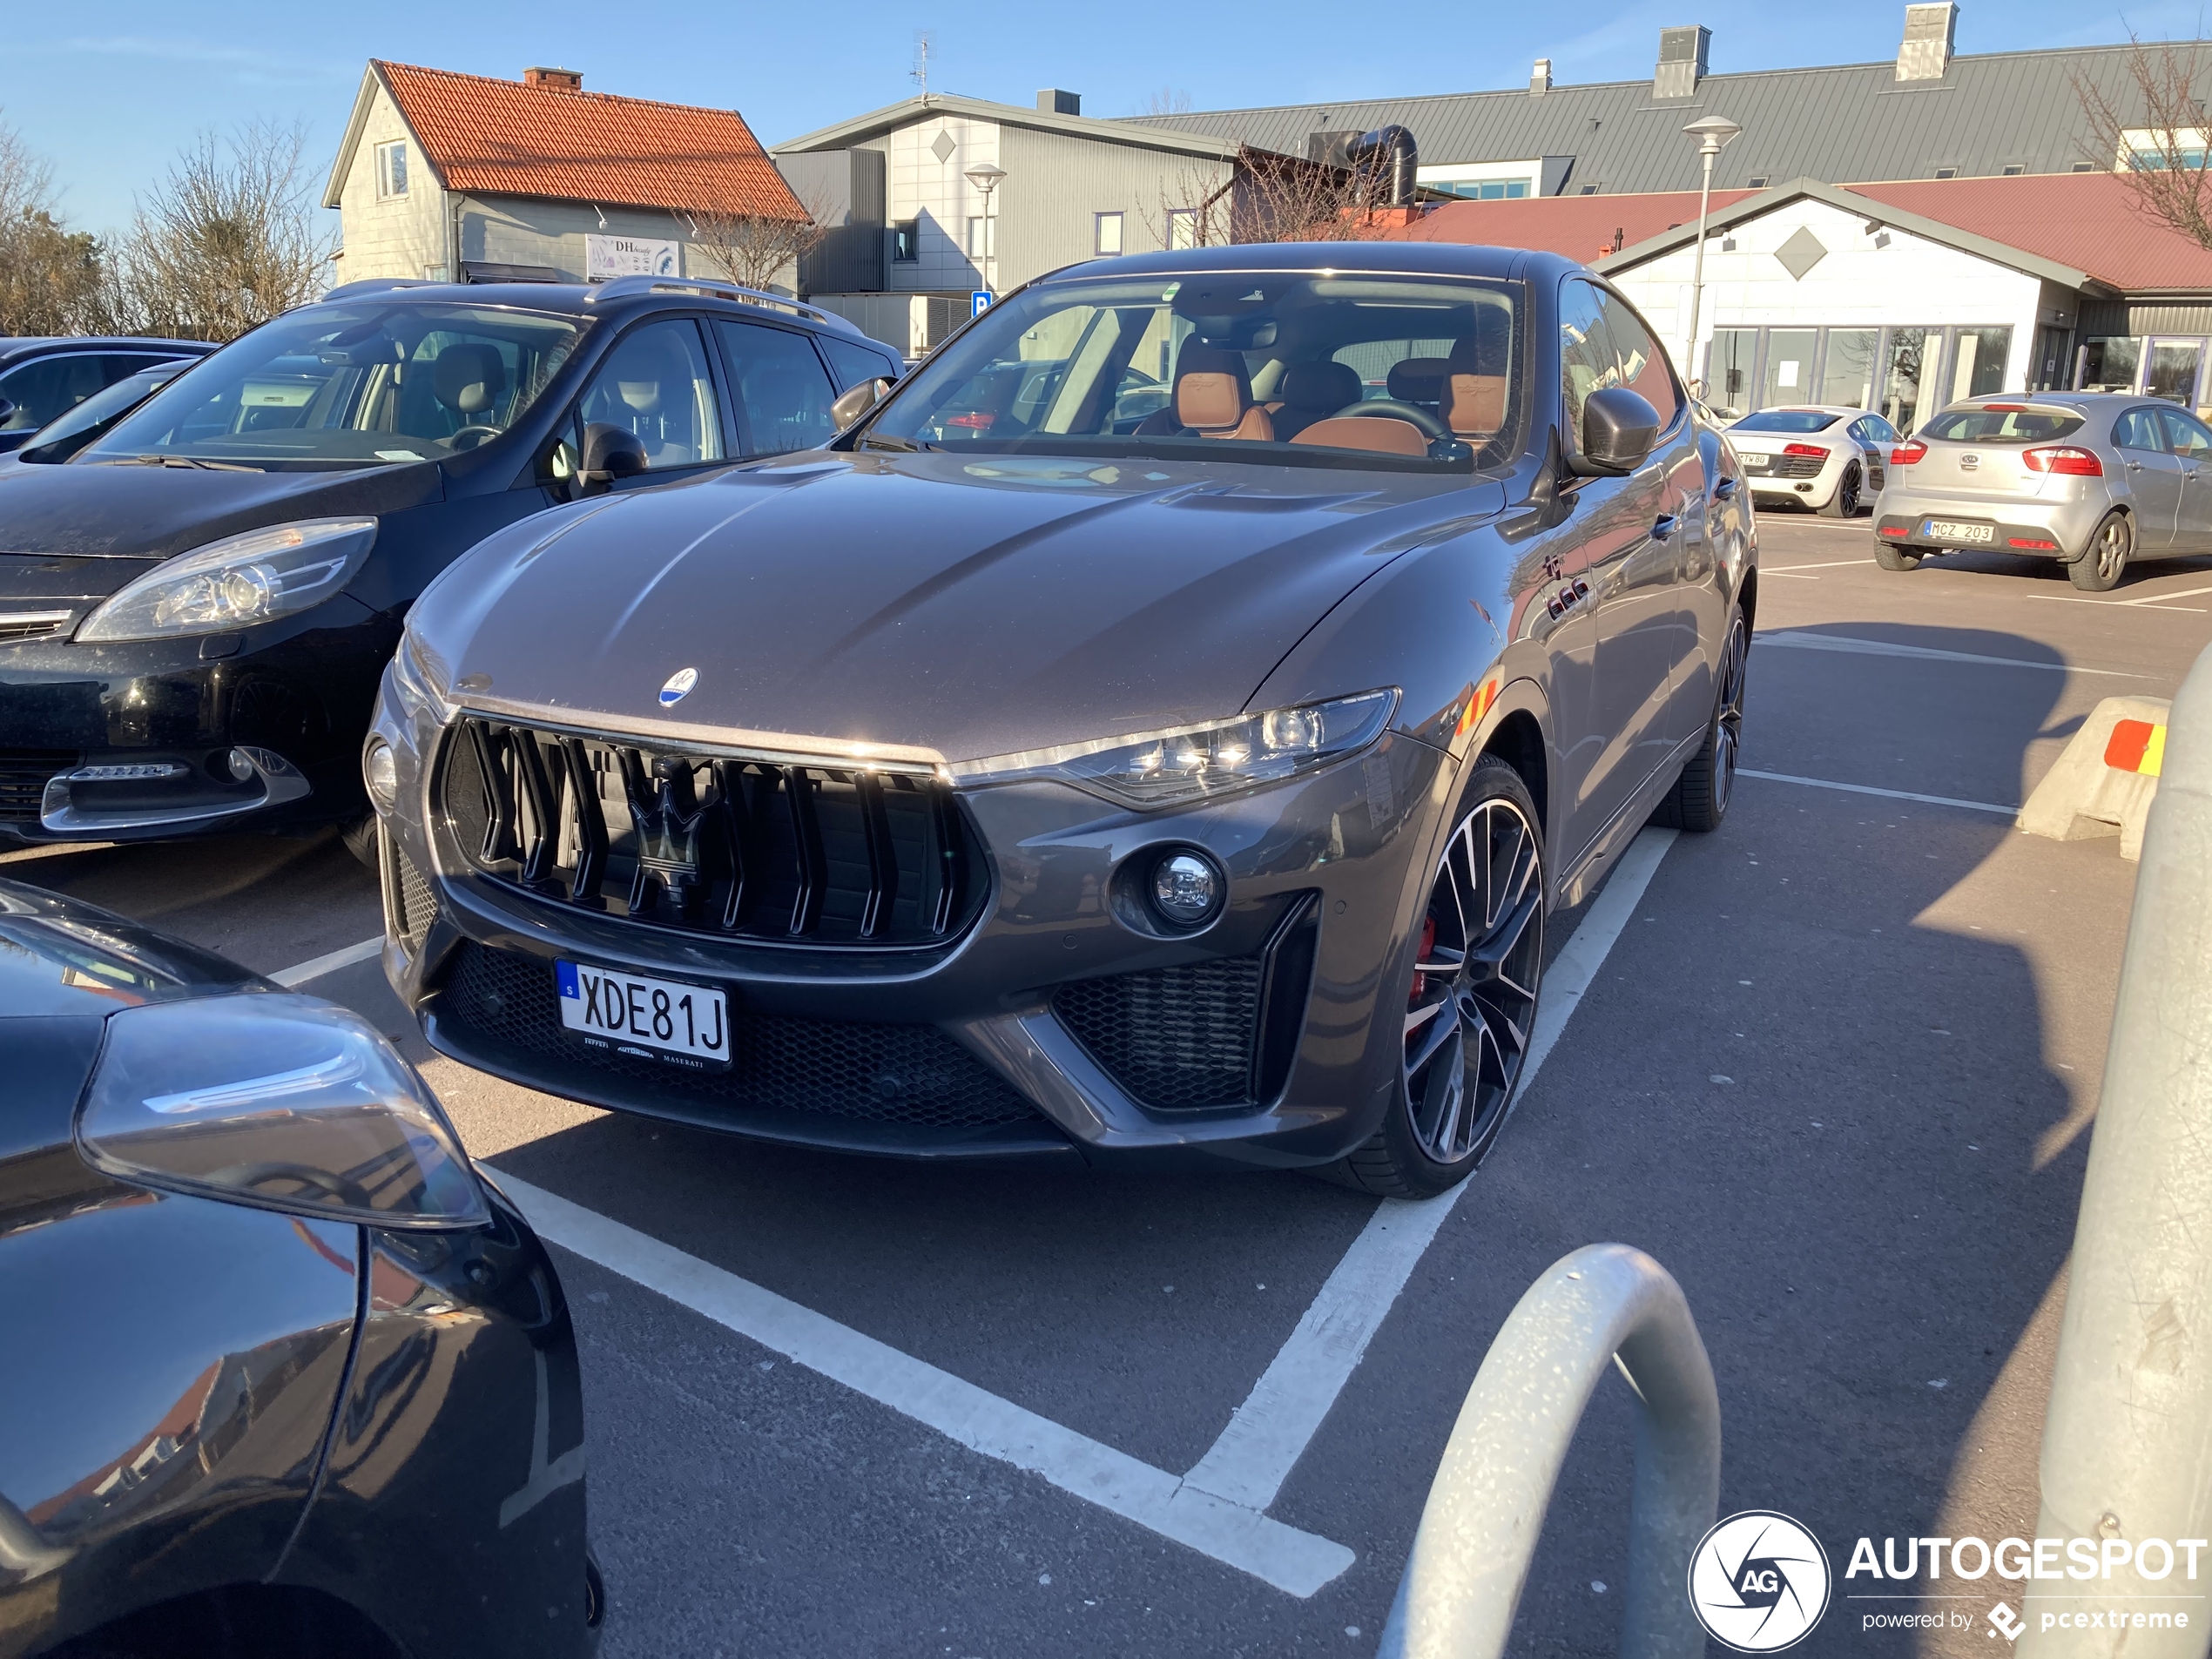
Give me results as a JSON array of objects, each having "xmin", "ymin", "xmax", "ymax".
[
  {"xmin": 1712, "ymin": 615, "xmax": 1749, "ymax": 813},
  {"xmin": 1402, "ymin": 796, "xmax": 1545, "ymax": 1164},
  {"xmin": 1838, "ymin": 465, "xmax": 1859, "ymax": 516},
  {"xmin": 2095, "ymin": 519, "xmax": 2128, "ymax": 582}
]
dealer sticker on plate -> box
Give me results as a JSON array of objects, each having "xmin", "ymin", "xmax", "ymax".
[
  {"xmin": 1925, "ymin": 519, "xmax": 1995, "ymax": 543},
  {"xmin": 556, "ymin": 960, "xmax": 729, "ymax": 1067}
]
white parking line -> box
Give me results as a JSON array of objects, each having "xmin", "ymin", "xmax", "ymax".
[
  {"xmin": 1765, "ymin": 557, "xmax": 1873, "ymax": 572},
  {"xmin": 492, "ymin": 1170, "xmax": 1357, "ymax": 1597},
  {"xmin": 1179, "ymin": 826, "xmax": 1677, "ymax": 1514},
  {"xmin": 2121, "ymin": 583, "xmax": 2212, "ymax": 606},
  {"xmin": 1753, "ymin": 630, "xmax": 2156, "ymax": 678},
  {"xmin": 2014, "ymin": 591, "xmax": 2209, "ymax": 613},
  {"xmin": 268, "ymin": 936, "xmax": 383, "ymax": 987},
  {"xmin": 1737, "ymin": 768, "xmax": 2015, "ymax": 815}
]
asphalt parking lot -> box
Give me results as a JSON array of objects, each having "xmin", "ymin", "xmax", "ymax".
[{"xmin": 10, "ymin": 512, "xmax": 2209, "ymax": 1657}]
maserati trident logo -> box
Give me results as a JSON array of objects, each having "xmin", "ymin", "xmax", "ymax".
[
  {"xmin": 1687, "ymin": 1511, "xmax": 1832, "ymax": 1652},
  {"xmin": 658, "ymin": 667, "xmax": 698, "ymax": 707}
]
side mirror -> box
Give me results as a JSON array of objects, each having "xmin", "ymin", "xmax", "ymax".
[
  {"xmin": 831, "ymin": 377, "xmax": 894, "ymax": 429},
  {"xmin": 579, "ymin": 422, "xmax": 648, "ymax": 495},
  {"xmin": 1574, "ymin": 387, "xmax": 1661, "ymax": 476}
]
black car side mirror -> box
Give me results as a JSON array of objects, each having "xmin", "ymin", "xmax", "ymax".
[
  {"xmin": 1573, "ymin": 387, "xmax": 1661, "ymax": 477},
  {"xmin": 579, "ymin": 423, "xmax": 648, "ymax": 495},
  {"xmin": 831, "ymin": 377, "xmax": 894, "ymax": 428}
]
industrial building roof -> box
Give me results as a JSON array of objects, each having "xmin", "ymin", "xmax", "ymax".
[
  {"xmin": 1123, "ymin": 42, "xmax": 2170, "ymax": 192},
  {"xmin": 323, "ymin": 62, "xmax": 805, "ymax": 219}
]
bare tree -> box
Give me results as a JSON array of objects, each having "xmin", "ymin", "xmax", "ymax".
[
  {"xmin": 1139, "ymin": 88, "xmax": 1194, "ymax": 118},
  {"xmin": 0, "ymin": 114, "xmax": 115, "ymax": 336},
  {"xmin": 681, "ymin": 179, "xmax": 834, "ymax": 295},
  {"xmin": 111, "ymin": 118, "xmax": 331, "ymax": 342},
  {"xmin": 2074, "ymin": 37, "xmax": 2212, "ymax": 248},
  {"xmin": 1137, "ymin": 155, "xmax": 1237, "ymax": 251},
  {"xmin": 1230, "ymin": 145, "xmax": 1400, "ymax": 244}
]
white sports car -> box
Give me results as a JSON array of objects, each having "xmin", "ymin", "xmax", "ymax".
[{"xmin": 1724, "ymin": 405, "xmax": 1898, "ymax": 517}]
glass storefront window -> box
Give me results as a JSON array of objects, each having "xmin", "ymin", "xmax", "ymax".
[
  {"xmin": 2146, "ymin": 340, "xmax": 2202, "ymax": 405},
  {"xmin": 2079, "ymin": 337, "xmax": 2141, "ymax": 392},
  {"xmin": 1757, "ymin": 330, "xmax": 1817, "ymax": 409},
  {"xmin": 1947, "ymin": 326, "xmax": 2013, "ymax": 401},
  {"xmin": 1880, "ymin": 327, "xmax": 1932, "ymax": 435},
  {"xmin": 1705, "ymin": 329, "xmax": 1757, "ymax": 417},
  {"xmin": 1818, "ymin": 329, "xmax": 1878, "ymax": 408}
]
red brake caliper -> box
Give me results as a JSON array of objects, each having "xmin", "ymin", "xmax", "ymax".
[{"xmin": 1410, "ymin": 913, "xmax": 1438, "ymax": 1004}]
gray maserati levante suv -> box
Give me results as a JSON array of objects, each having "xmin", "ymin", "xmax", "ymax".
[{"xmin": 366, "ymin": 245, "xmax": 1756, "ymax": 1197}]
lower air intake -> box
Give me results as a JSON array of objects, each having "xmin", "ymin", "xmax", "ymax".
[{"xmin": 1052, "ymin": 955, "xmax": 1266, "ymax": 1110}]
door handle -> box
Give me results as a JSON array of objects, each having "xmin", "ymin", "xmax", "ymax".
[
  {"xmin": 1651, "ymin": 514, "xmax": 1678, "ymax": 541},
  {"xmin": 1714, "ymin": 477, "xmax": 1738, "ymax": 501},
  {"xmin": 2128, "ymin": 460, "xmax": 2144, "ymax": 471}
]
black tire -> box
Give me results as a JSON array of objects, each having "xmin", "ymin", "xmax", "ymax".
[
  {"xmin": 340, "ymin": 813, "xmax": 380, "ymax": 869},
  {"xmin": 1655, "ymin": 608, "xmax": 1748, "ymax": 834},
  {"xmin": 2068, "ymin": 510, "xmax": 2131, "ymax": 591},
  {"xmin": 1325, "ymin": 754, "xmax": 1545, "ymax": 1198},
  {"xmin": 1873, "ymin": 538, "xmax": 1922, "ymax": 571},
  {"xmin": 1817, "ymin": 462, "xmax": 1862, "ymax": 518}
]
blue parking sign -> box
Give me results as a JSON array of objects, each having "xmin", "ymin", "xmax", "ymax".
[{"xmin": 972, "ymin": 290, "xmax": 994, "ymax": 317}]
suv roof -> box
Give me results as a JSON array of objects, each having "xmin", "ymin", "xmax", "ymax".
[{"xmin": 316, "ymin": 274, "xmax": 873, "ymax": 341}]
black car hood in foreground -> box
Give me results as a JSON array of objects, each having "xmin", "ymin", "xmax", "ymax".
[{"xmin": 415, "ymin": 451, "xmax": 1506, "ymax": 764}]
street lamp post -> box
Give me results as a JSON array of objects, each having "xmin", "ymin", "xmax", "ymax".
[
  {"xmin": 963, "ymin": 164, "xmax": 1007, "ymax": 296},
  {"xmin": 1678, "ymin": 115, "xmax": 1741, "ymax": 396}
]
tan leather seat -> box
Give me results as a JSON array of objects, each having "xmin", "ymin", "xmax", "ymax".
[
  {"xmin": 1170, "ymin": 344, "xmax": 1274, "ymax": 442},
  {"xmin": 1386, "ymin": 356, "xmax": 1450, "ymax": 408},
  {"xmin": 1290, "ymin": 415, "xmax": 1430, "ymax": 455},
  {"xmin": 1267, "ymin": 361, "xmax": 1361, "ymax": 440},
  {"xmin": 1444, "ymin": 327, "xmax": 1508, "ymax": 439}
]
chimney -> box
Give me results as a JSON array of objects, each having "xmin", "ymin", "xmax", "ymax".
[
  {"xmin": 1653, "ymin": 25, "xmax": 1710, "ymax": 99},
  {"xmin": 1530, "ymin": 58, "xmax": 1553, "ymax": 96},
  {"xmin": 1036, "ymin": 89, "xmax": 1081, "ymax": 116},
  {"xmin": 524, "ymin": 66, "xmax": 583, "ymax": 91},
  {"xmin": 1895, "ymin": 3, "xmax": 1957, "ymax": 81}
]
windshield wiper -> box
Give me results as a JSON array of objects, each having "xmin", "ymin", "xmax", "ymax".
[
  {"xmin": 860, "ymin": 435, "xmax": 931, "ymax": 453},
  {"xmin": 94, "ymin": 454, "xmax": 265, "ymax": 472}
]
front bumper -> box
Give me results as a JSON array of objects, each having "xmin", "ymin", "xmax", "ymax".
[
  {"xmin": 1872, "ymin": 482, "xmax": 2110, "ymax": 559},
  {"xmin": 372, "ymin": 691, "xmax": 1453, "ymax": 1170},
  {"xmin": 0, "ymin": 595, "xmax": 397, "ymax": 841}
]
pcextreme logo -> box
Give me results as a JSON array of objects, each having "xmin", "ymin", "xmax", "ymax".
[{"xmin": 1688, "ymin": 1511, "xmax": 1833, "ymax": 1653}]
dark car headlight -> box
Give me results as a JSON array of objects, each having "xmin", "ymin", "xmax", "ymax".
[
  {"xmin": 76, "ymin": 517, "xmax": 379, "ymax": 643},
  {"xmin": 77, "ymin": 992, "xmax": 490, "ymax": 1230},
  {"xmin": 948, "ymin": 689, "xmax": 1398, "ymax": 809}
]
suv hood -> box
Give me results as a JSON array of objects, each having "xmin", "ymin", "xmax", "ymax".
[{"xmin": 415, "ymin": 451, "xmax": 1502, "ymax": 765}]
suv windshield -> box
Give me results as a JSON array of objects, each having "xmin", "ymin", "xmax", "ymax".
[
  {"xmin": 82, "ymin": 302, "xmax": 587, "ymax": 470},
  {"xmin": 1730, "ymin": 410, "xmax": 1839, "ymax": 433},
  {"xmin": 862, "ymin": 271, "xmax": 1522, "ymax": 472},
  {"xmin": 1920, "ymin": 405, "xmax": 2083, "ymax": 443}
]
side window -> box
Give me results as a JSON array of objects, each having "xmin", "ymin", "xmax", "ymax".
[
  {"xmin": 2116, "ymin": 408, "xmax": 2168, "ymax": 452},
  {"xmin": 819, "ymin": 334, "xmax": 899, "ymax": 390},
  {"xmin": 1558, "ymin": 279, "xmax": 1622, "ymax": 442},
  {"xmin": 0, "ymin": 354, "xmax": 107, "ymax": 432},
  {"xmin": 1595, "ymin": 290, "xmax": 1678, "ymax": 429},
  {"xmin": 99, "ymin": 353, "xmax": 184, "ymax": 387},
  {"xmin": 576, "ymin": 319, "xmax": 725, "ymax": 471},
  {"xmin": 2159, "ymin": 407, "xmax": 2212, "ymax": 459},
  {"xmin": 714, "ymin": 320, "xmax": 837, "ymax": 456}
]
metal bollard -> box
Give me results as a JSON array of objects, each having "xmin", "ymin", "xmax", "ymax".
[
  {"xmin": 2021, "ymin": 637, "xmax": 2212, "ymax": 1659},
  {"xmin": 1378, "ymin": 1243, "xmax": 1720, "ymax": 1659}
]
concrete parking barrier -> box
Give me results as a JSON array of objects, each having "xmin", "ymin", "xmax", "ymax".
[
  {"xmin": 1378, "ymin": 1244, "xmax": 1719, "ymax": 1659},
  {"xmin": 2019, "ymin": 638, "xmax": 2212, "ymax": 1657},
  {"xmin": 2015, "ymin": 695, "xmax": 2172, "ymax": 860}
]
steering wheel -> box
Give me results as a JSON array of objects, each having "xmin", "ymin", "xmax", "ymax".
[
  {"xmin": 447, "ymin": 424, "xmax": 503, "ymax": 452},
  {"xmin": 1333, "ymin": 400, "xmax": 1451, "ymax": 441}
]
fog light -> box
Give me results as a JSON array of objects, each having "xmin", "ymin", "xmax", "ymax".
[
  {"xmin": 1150, "ymin": 850, "xmax": 1223, "ymax": 927},
  {"xmin": 226, "ymin": 746, "xmax": 257, "ymax": 782},
  {"xmin": 363, "ymin": 739, "xmax": 398, "ymax": 813}
]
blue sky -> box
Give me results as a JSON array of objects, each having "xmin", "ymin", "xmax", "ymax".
[{"xmin": 3, "ymin": 0, "xmax": 2207, "ymax": 235}]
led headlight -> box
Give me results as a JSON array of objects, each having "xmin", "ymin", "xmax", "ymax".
[
  {"xmin": 77, "ymin": 993, "xmax": 489, "ymax": 1229},
  {"xmin": 948, "ymin": 689, "xmax": 1397, "ymax": 810},
  {"xmin": 76, "ymin": 517, "xmax": 379, "ymax": 643},
  {"xmin": 387, "ymin": 627, "xmax": 454, "ymax": 725}
]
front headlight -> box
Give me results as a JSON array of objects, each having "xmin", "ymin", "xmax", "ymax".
[
  {"xmin": 77, "ymin": 993, "xmax": 489, "ymax": 1229},
  {"xmin": 948, "ymin": 689, "xmax": 1398, "ymax": 809},
  {"xmin": 388, "ymin": 627, "xmax": 453, "ymax": 725},
  {"xmin": 76, "ymin": 517, "xmax": 379, "ymax": 643}
]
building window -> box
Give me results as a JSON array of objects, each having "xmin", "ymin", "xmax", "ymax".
[
  {"xmin": 1094, "ymin": 212, "xmax": 1123, "ymax": 256},
  {"xmin": 965, "ymin": 216, "xmax": 995, "ymax": 259},
  {"xmin": 1948, "ymin": 325, "xmax": 2014, "ymax": 401},
  {"xmin": 1577, "ymin": 184, "xmax": 1602, "ymax": 196},
  {"xmin": 2073, "ymin": 161, "xmax": 2097, "ymax": 172},
  {"xmin": 1167, "ymin": 209, "xmax": 1199, "ymax": 249},
  {"xmin": 1433, "ymin": 179, "xmax": 1530, "ymax": 200},
  {"xmin": 374, "ymin": 139, "xmax": 408, "ymax": 200},
  {"xmin": 1932, "ymin": 167, "xmax": 1958, "ymax": 179},
  {"xmin": 891, "ymin": 220, "xmax": 919, "ymax": 263},
  {"xmin": 2079, "ymin": 337, "xmax": 2141, "ymax": 392},
  {"xmin": 2002, "ymin": 164, "xmax": 2026, "ymax": 176},
  {"xmin": 1745, "ymin": 175, "xmax": 1770, "ymax": 188}
]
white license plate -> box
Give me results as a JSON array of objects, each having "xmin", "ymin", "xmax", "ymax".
[
  {"xmin": 1925, "ymin": 519, "xmax": 1994, "ymax": 543},
  {"xmin": 1740, "ymin": 454, "xmax": 1770, "ymax": 469},
  {"xmin": 556, "ymin": 960, "xmax": 729, "ymax": 1066}
]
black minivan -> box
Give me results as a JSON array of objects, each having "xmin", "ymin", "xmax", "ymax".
[{"xmin": 0, "ymin": 276, "xmax": 899, "ymax": 852}]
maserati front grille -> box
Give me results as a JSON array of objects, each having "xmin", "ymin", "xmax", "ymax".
[{"xmin": 437, "ymin": 716, "xmax": 985, "ymax": 949}]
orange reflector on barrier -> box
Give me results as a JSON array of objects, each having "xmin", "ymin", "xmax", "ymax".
[{"xmin": 2105, "ymin": 718, "xmax": 2168, "ymax": 777}]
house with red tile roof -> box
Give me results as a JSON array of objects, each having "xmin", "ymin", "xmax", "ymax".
[{"xmin": 321, "ymin": 61, "xmax": 806, "ymax": 288}]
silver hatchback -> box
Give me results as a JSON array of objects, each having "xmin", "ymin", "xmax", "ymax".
[{"xmin": 1871, "ymin": 392, "xmax": 2212, "ymax": 590}]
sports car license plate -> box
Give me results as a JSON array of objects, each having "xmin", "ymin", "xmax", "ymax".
[
  {"xmin": 1925, "ymin": 519, "xmax": 1994, "ymax": 543},
  {"xmin": 556, "ymin": 960, "xmax": 729, "ymax": 1066},
  {"xmin": 1740, "ymin": 453, "xmax": 1770, "ymax": 469}
]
